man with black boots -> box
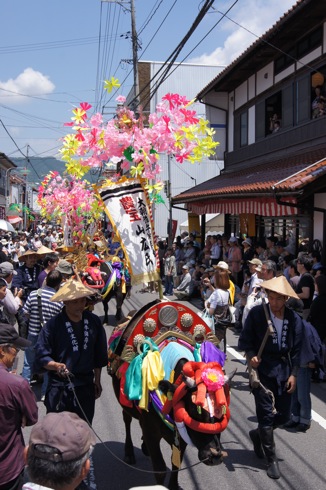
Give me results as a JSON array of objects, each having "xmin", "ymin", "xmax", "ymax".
[{"xmin": 238, "ymin": 276, "xmax": 303, "ymax": 479}]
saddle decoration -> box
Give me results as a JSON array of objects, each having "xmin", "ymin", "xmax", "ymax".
[
  {"xmin": 162, "ymin": 361, "xmax": 231, "ymax": 435},
  {"xmin": 124, "ymin": 337, "xmax": 165, "ymax": 411}
]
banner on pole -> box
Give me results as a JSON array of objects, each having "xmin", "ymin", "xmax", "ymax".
[{"xmin": 97, "ymin": 178, "xmax": 160, "ymax": 284}]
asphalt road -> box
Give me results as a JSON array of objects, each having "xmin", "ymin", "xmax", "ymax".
[{"xmin": 21, "ymin": 285, "xmax": 326, "ymax": 490}]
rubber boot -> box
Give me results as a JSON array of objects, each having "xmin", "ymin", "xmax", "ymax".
[
  {"xmin": 249, "ymin": 428, "xmax": 265, "ymax": 459},
  {"xmin": 259, "ymin": 427, "xmax": 281, "ymax": 479}
]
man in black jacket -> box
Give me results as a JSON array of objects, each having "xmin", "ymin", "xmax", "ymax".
[{"xmin": 238, "ymin": 276, "xmax": 303, "ymax": 480}]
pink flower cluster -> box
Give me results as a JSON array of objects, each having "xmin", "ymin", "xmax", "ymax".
[
  {"xmin": 37, "ymin": 171, "xmax": 102, "ymax": 239},
  {"xmin": 60, "ymin": 92, "xmax": 218, "ymax": 185}
]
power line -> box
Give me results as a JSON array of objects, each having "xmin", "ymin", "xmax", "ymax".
[
  {"xmin": 0, "ymin": 34, "xmax": 127, "ymax": 55},
  {"xmin": 128, "ymin": 0, "xmax": 216, "ymax": 109},
  {"xmin": 0, "ymin": 120, "xmax": 42, "ymax": 179}
]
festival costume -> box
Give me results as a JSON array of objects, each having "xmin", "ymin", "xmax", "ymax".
[
  {"xmin": 239, "ymin": 304, "xmax": 302, "ymax": 478},
  {"xmin": 12, "ymin": 264, "xmax": 42, "ymax": 298},
  {"xmin": 34, "ymin": 309, "xmax": 108, "ymax": 423}
]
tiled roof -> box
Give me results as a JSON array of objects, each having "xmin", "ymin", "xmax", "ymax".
[{"xmin": 172, "ymin": 148, "xmax": 326, "ymax": 204}]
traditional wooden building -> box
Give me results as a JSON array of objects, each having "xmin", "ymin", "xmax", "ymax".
[{"xmin": 172, "ymin": 0, "xmax": 326, "ymax": 258}]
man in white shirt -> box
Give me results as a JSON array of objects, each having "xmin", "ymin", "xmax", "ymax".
[
  {"xmin": 246, "ymin": 259, "xmax": 263, "ymax": 296},
  {"xmin": 173, "ymin": 264, "xmax": 192, "ymax": 300}
]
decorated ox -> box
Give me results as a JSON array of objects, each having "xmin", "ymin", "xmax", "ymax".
[
  {"xmin": 81, "ymin": 254, "xmax": 131, "ymax": 322},
  {"xmin": 108, "ymin": 300, "xmax": 235, "ymax": 489},
  {"xmin": 101, "ymin": 257, "xmax": 131, "ymax": 322}
]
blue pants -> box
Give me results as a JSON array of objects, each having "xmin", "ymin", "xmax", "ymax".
[
  {"xmin": 22, "ymin": 333, "xmax": 48, "ymax": 396},
  {"xmin": 164, "ymin": 275, "xmax": 174, "ymax": 295},
  {"xmin": 290, "ymin": 367, "xmax": 312, "ymax": 425}
]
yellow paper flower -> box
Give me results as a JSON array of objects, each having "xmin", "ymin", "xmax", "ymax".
[{"xmin": 104, "ymin": 77, "xmax": 121, "ymax": 93}]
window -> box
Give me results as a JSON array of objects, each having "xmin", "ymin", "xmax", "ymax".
[
  {"xmin": 274, "ymin": 27, "xmax": 322, "ymax": 75},
  {"xmin": 311, "ymin": 65, "xmax": 326, "ymax": 120},
  {"xmin": 265, "ymin": 92, "xmax": 282, "ymax": 135},
  {"xmin": 240, "ymin": 112, "xmax": 248, "ymax": 146},
  {"xmin": 234, "ymin": 110, "xmax": 248, "ymax": 149}
]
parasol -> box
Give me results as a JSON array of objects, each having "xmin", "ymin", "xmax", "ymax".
[{"xmin": 0, "ymin": 219, "xmax": 16, "ymax": 233}]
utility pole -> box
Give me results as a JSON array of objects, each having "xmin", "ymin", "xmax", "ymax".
[
  {"xmin": 130, "ymin": 0, "xmax": 139, "ymax": 110},
  {"xmin": 101, "ymin": 0, "xmax": 139, "ymax": 112},
  {"xmin": 167, "ymin": 155, "xmax": 173, "ymax": 246},
  {"xmin": 23, "ymin": 146, "xmax": 29, "ymax": 230}
]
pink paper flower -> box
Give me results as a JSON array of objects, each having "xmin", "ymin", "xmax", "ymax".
[{"xmin": 201, "ymin": 368, "xmax": 225, "ymax": 392}]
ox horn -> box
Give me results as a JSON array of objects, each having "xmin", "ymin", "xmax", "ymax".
[
  {"xmin": 224, "ymin": 368, "xmax": 237, "ymax": 385},
  {"xmin": 183, "ymin": 375, "xmax": 196, "ymax": 389}
]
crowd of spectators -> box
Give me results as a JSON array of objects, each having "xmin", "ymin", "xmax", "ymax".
[{"xmin": 159, "ymin": 232, "xmax": 325, "ymax": 377}]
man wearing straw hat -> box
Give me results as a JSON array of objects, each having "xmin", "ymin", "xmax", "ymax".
[
  {"xmin": 238, "ymin": 276, "xmax": 303, "ymax": 480},
  {"xmin": 12, "ymin": 250, "xmax": 42, "ymax": 300},
  {"xmin": 34, "ymin": 279, "xmax": 108, "ymax": 424}
]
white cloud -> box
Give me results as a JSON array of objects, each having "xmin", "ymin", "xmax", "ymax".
[
  {"xmin": 190, "ymin": 1, "xmax": 297, "ymax": 65},
  {"xmin": 0, "ymin": 67, "xmax": 55, "ymax": 103}
]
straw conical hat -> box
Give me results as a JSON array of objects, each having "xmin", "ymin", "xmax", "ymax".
[
  {"xmin": 50, "ymin": 279, "xmax": 94, "ymax": 302},
  {"xmin": 36, "ymin": 245, "xmax": 54, "ymax": 255},
  {"xmin": 260, "ymin": 275, "xmax": 299, "ymax": 299},
  {"xmin": 18, "ymin": 250, "xmax": 38, "ymax": 262}
]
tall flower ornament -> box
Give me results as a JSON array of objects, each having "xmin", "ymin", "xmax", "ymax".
[
  {"xmin": 38, "ymin": 80, "xmax": 219, "ymax": 243},
  {"xmin": 59, "ymin": 80, "xmax": 219, "ymax": 197}
]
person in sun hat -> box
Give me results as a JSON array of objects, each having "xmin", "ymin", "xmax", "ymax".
[
  {"xmin": 34, "ymin": 279, "xmax": 108, "ymax": 424},
  {"xmin": 12, "ymin": 250, "xmax": 42, "ymax": 300},
  {"xmin": 246, "ymin": 258, "xmax": 263, "ymax": 296},
  {"xmin": 56, "ymin": 259, "xmax": 75, "ymax": 282},
  {"xmin": 238, "ymin": 275, "xmax": 303, "ymax": 480},
  {"xmin": 0, "ymin": 323, "xmax": 38, "ymax": 490},
  {"xmin": 211, "ymin": 261, "xmax": 236, "ymax": 305},
  {"xmin": 23, "ymin": 411, "xmax": 95, "ymax": 490}
]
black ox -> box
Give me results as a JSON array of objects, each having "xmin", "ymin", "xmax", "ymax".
[{"xmin": 111, "ymin": 355, "xmax": 234, "ymax": 490}]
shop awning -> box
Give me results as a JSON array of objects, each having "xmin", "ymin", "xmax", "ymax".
[
  {"xmin": 188, "ymin": 197, "xmax": 297, "ymax": 216},
  {"xmin": 7, "ymin": 215, "xmax": 23, "ymax": 224},
  {"xmin": 172, "ymin": 149, "xmax": 326, "ymax": 217}
]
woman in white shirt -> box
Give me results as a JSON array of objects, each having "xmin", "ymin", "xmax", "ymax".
[{"xmin": 207, "ymin": 269, "xmax": 231, "ymax": 353}]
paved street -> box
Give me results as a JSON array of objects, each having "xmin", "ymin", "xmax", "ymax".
[{"xmin": 22, "ymin": 284, "xmax": 326, "ymax": 490}]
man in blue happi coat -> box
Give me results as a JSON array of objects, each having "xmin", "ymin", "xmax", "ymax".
[
  {"xmin": 35, "ymin": 279, "xmax": 108, "ymax": 424},
  {"xmin": 238, "ymin": 276, "xmax": 303, "ymax": 480}
]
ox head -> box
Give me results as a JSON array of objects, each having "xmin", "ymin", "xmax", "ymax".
[{"xmin": 160, "ymin": 361, "xmax": 236, "ymax": 466}]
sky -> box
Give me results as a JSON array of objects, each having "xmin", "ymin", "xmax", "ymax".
[{"xmin": 0, "ymin": 0, "xmax": 298, "ymax": 173}]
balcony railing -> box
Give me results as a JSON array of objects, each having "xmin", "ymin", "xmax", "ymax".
[{"xmin": 226, "ymin": 116, "xmax": 326, "ymax": 168}]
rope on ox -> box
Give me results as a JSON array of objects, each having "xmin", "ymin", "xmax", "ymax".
[{"xmin": 62, "ymin": 371, "xmax": 211, "ymax": 474}]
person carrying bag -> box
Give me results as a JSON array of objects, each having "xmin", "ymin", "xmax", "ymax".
[{"xmin": 207, "ymin": 268, "xmax": 234, "ymax": 353}]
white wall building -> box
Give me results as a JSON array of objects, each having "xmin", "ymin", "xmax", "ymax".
[{"xmin": 138, "ymin": 61, "xmax": 224, "ymax": 239}]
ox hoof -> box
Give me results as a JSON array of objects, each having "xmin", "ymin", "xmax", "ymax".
[{"xmin": 124, "ymin": 454, "xmax": 136, "ymax": 465}]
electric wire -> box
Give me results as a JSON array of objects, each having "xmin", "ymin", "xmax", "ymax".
[
  {"xmin": 0, "ymin": 119, "xmax": 42, "ymax": 179},
  {"xmin": 213, "ymin": 7, "xmax": 322, "ymax": 73},
  {"xmin": 141, "ymin": 0, "xmax": 239, "ymax": 105},
  {"xmin": 126, "ymin": 0, "xmax": 216, "ymax": 111},
  {"xmin": 101, "ymin": 0, "xmax": 179, "ymax": 111}
]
